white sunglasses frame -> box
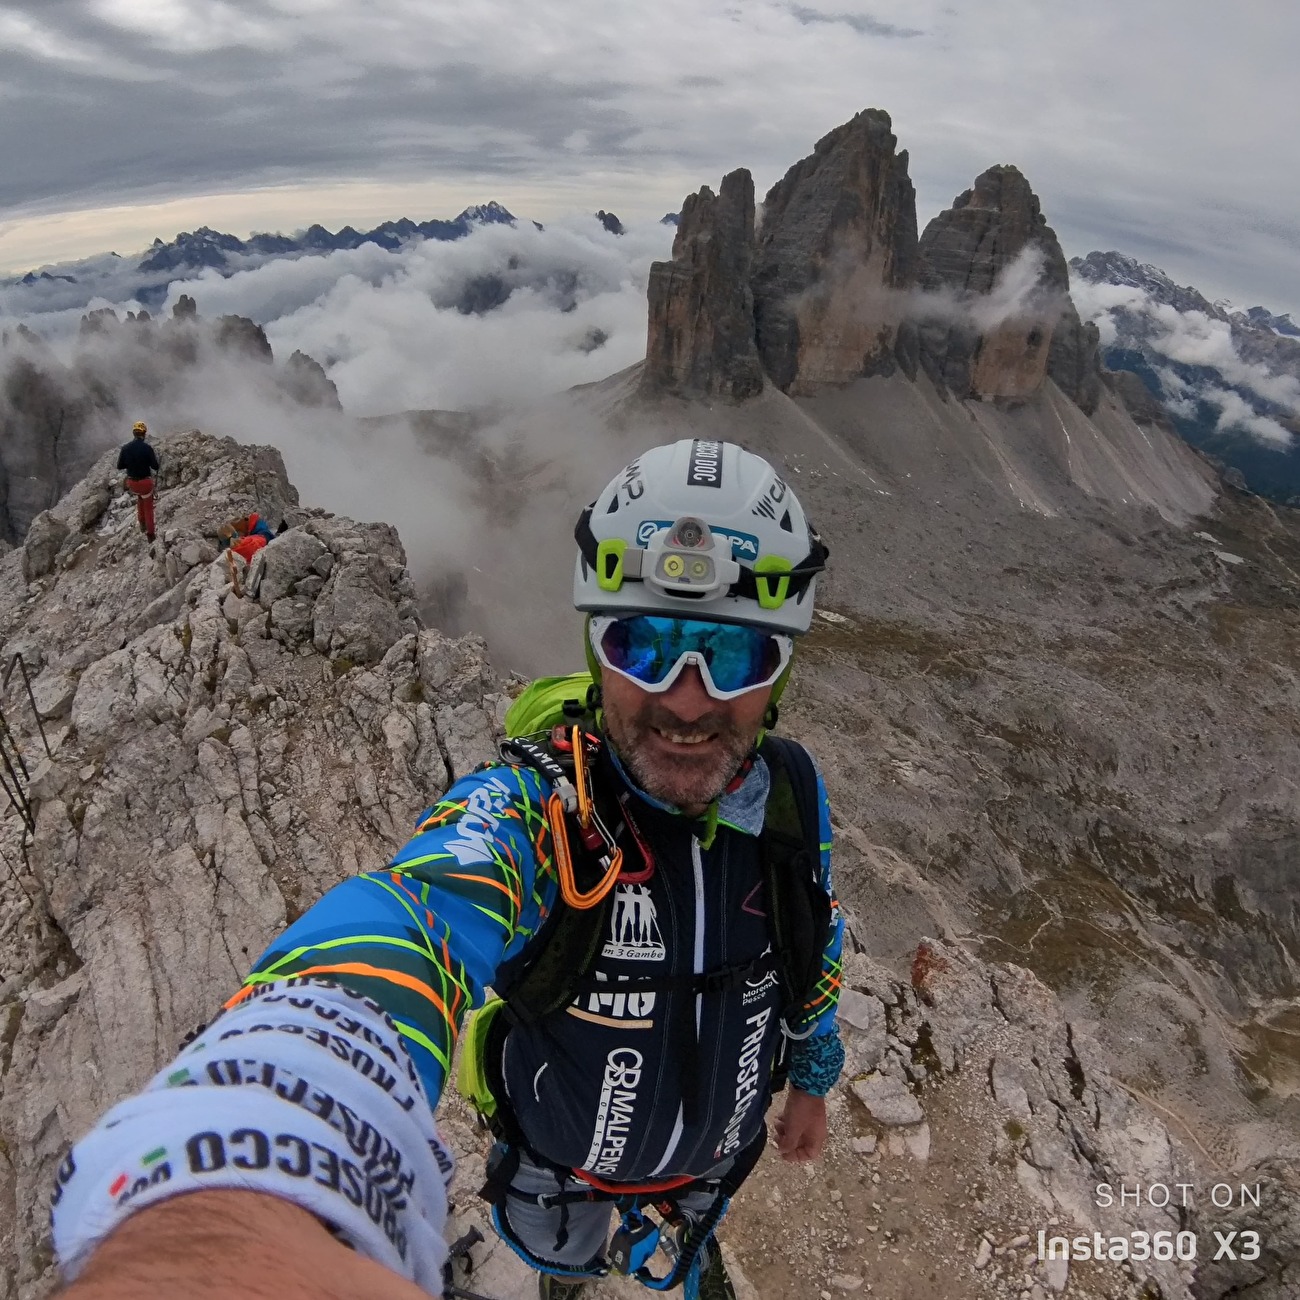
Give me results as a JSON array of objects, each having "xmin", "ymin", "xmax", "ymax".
[{"xmin": 588, "ymin": 614, "xmax": 794, "ymax": 702}]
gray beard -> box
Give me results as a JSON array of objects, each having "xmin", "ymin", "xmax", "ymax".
[{"xmin": 604, "ymin": 699, "xmax": 756, "ymax": 809}]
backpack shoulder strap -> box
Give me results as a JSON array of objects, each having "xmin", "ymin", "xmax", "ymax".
[
  {"xmin": 493, "ymin": 896, "xmax": 611, "ymax": 1026},
  {"xmin": 758, "ymin": 735, "xmax": 831, "ymax": 1022},
  {"xmin": 759, "ymin": 734, "xmax": 821, "ymax": 864}
]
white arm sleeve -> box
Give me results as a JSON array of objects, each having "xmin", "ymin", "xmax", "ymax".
[{"xmin": 51, "ymin": 979, "xmax": 453, "ymax": 1295}]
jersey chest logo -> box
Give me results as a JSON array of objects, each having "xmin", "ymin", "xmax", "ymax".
[{"xmin": 601, "ymin": 884, "xmax": 665, "ymax": 962}]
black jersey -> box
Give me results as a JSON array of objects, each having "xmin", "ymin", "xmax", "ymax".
[{"xmin": 117, "ymin": 439, "xmax": 159, "ymax": 480}]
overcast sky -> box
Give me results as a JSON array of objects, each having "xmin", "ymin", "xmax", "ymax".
[{"xmin": 1, "ymin": 0, "xmax": 1297, "ymax": 312}]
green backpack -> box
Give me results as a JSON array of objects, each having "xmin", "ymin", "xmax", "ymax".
[{"xmin": 502, "ymin": 671, "xmax": 597, "ymax": 739}]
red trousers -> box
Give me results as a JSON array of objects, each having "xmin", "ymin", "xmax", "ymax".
[{"xmin": 126, "ymin": 477, "xmax": 155, "ymax": 536}]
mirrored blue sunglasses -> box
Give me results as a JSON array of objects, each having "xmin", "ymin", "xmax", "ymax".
[{"xmin": 589, "ymin": 614, "xmax": 793, "ymax": 701}]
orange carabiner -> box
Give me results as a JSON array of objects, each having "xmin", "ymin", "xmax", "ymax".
[{"xmin": 547, "ymin": 787, "xmax": 622, "ymax": 910}]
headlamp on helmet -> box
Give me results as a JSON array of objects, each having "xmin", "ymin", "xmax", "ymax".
[{"xmin": 640, "ymin": 516, "xmax": 739, "ymax": 602}]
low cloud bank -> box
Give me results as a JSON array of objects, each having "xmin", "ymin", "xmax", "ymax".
[
  {"xmin": 907, "ymin": 245, "xmax": 1060, "ymax": 333},
  {"xmin": 3, "ymin": 215, "xmax": 674, "ymax": 415},
  {"xmin": 1071, "ymin": 276, "xmax": 1300, "ymax": 449}
]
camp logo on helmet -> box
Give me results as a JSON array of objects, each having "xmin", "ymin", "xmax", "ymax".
[
  {"xmin": 751, "ymin": 478, "xmax": 789, "ymax": 521},
  {"xmin": 686, "ymin": 439, "xmax": 724, "ymax": 488},
  {"xmin": 619, "ymin": 460, "xmax": 645, "ymax": 503},
  {"xmin": 636, "ymin": 519, "xmax": 760, "ymax": 560}
]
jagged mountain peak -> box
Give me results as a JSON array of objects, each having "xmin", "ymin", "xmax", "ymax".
[
  {"xmin": 642, "ymin": 108, "xmax": 1097, "ymax": 410},
  {"xmin": 454, "ymin": 201, "xmax": 516, "ymax": 225},
  {"xmin": 1070, "ymin": 249, "xmax": 1224, "ymax": 319}
]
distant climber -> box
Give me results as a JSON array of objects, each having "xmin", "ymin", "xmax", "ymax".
[
  {"xmin": 116, "ymin": 421, "xmax": 159, "ymax": 542},
  {"xmin": 216, "ymin": 513, "xmax": 275, "ymax": 563}
]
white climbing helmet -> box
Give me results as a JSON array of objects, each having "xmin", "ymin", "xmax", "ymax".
[{"xmin": 573, "ymin": 439, "xmax": 828, "ymax": 634}]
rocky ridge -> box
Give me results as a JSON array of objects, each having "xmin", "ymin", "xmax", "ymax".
[
  {"xmin": 2, "ymin": 435, "xmax": 1295, "ymax": 1299},
  {"xmin": 0, "ymin": 433, "xmax": 507, "ymax": 1298}
]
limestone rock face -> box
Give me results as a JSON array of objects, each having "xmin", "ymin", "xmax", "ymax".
[
  {"xmin": 1105, "ymin": 366, "xmax": 1176, "ymax": 433},
  {"xmin": 0, "ymin": 354, "xmax": 93, "ymax": 545},
  {"xmin": 1046, "ymin": 313, "xmax": 1103, "ymax": 413},
  {"xmin": 1191, "ymin": 1156, "xmax": 1300, "ymax": 1299},
  {"xmin": 282, "ymin": 349, "xmax": 343, "ymax": 409},
  {"xmin": 0, "ymin": 433, "xmax": 510, "ymax": 1297},
  {"xmin": 752, "ymin": 108, "xmax": 918, "ymax": 393},
  {"xmin": 639, "ymin": 114, "xmax": 1106, "ymax": 413},
  {"xmin": 641, "ymin": 169, "xmax": 764, "ymax": 401},
  {"xmin": 916, "ymin": 165, "xmax": 1100, "ymax": 407},
  {"xmin": 887, "ymin": 936, "xmax": 1196, "ymax": 1299},
  {"xmin": 20, "ymin": 512, "xmax": 70, "ymax": 583},
  {"xmin": 214, "ymin": 314, "xmax": 274, "ymax": 363}
]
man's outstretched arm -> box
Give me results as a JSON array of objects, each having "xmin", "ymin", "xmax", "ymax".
[
  {"xmin": 49, "ymin": 763, "xmax": 556, "ymax": 1297},
  {"xmin": 234, "ymin": 762, "xmax": 557, "ymax": 1103},
  {"xmin": 57, "ymin": 1191, "xmax": 431, "ymax": 1300}
]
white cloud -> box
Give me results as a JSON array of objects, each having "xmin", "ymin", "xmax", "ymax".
[
  {"xmin": 1203, "ymin": 388, "xmax": 1293, "ymax": 449},
  {"xmin": 2, "ymin": 0, "xmax": 1295, "ymax": 312},
  {"xmin": 1072, "ymin": 270, "xmax": 1300, "ymax": 448},
  {"xmin": 0, "ymin": 9, "xmax": 101, "ymax": 64},
  {"xmin": 969, "ymin": 246, "xmax": 1056, "ymax": 331},
  {"xmin": 88, "ymin": 0, "xmax": 288, "ymax": 53},
  {"xmin": 899, "ymin": 245, "xmax": 1059, "ymax": 333},
  {"xmin": 7, "ymin": 214, "xmax": 673, "ymax": 417}
]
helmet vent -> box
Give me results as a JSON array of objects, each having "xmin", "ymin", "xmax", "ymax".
[
  {"xmin": 606, "ymin": 495, "xmax": 620, "ymax": 514},
  {"xmin": 780, "ymin": 509, "xmax": 793, "ymax": 533}
]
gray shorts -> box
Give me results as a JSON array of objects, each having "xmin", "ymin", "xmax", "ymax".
[{"xmin": 495, "ymin": 1146, "xmax": 731, "ymax": 1274}]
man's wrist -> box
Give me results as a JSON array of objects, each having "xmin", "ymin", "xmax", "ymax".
[{"xmin": 786, "ymin": 1025, "xmax": 845, "ymax": 1096}]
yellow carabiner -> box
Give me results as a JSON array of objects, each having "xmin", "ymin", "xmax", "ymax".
[{"xmin": 570, "ymin": 725, "xmax": 594, "ymax": 829}]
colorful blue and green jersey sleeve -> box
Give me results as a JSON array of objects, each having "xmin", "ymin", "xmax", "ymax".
[
  {"xmin": 229, "ymin": 764, "xmax": 560, "ymax": 1105},
  {"xmin": 804, "ymin": 770, "xmax": 843, "ymax": 1036}
]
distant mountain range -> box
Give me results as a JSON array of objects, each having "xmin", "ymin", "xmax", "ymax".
[
  {"xmin": 0, "ymin": 202, "xmax": 552, "ymax": 314},
  {"xmin": 134, "ymin": 201, "xmax": 519, "ymax": 276},
  {"xmin": 0, "ymin": 202, "xmax": 657, "ymax": 322},
  {"xmin": 7, "ymin": 190, "xmax": 1299, "ymax": 507},
  {"xmin": 1072, "ymin": 250, "xmax": 1300, "ymax": 502}
]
